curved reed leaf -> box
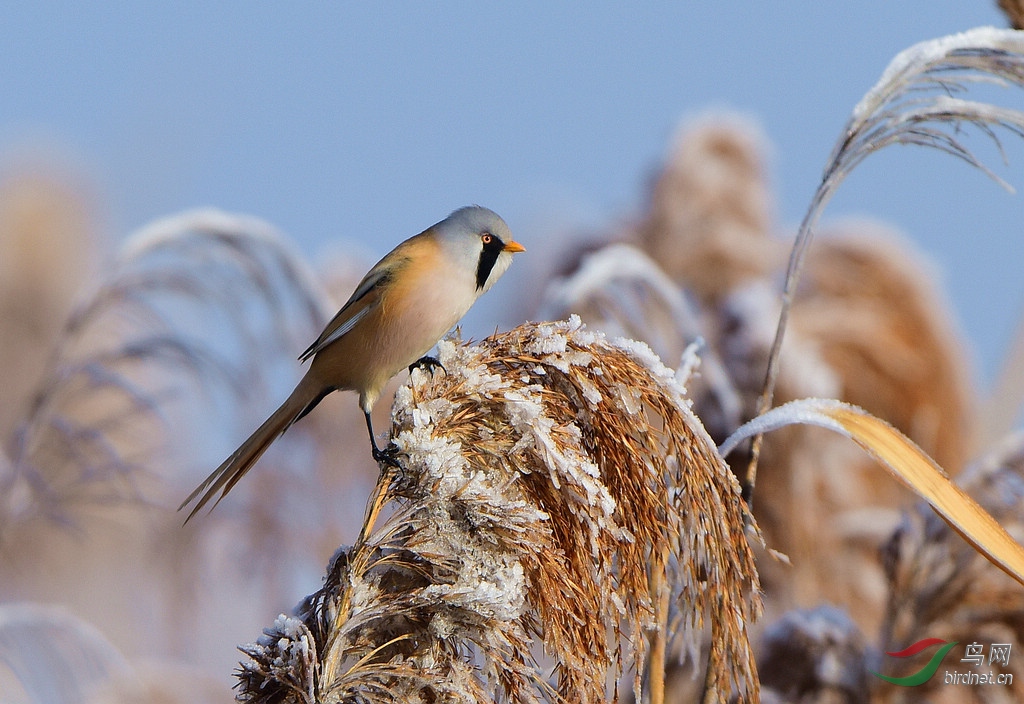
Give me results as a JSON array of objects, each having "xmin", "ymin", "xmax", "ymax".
[{"xmin": 721, "ymin": 398, "xmax": 1024, "ymax": 587}]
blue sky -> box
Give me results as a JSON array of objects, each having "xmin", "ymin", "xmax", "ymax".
[{"xmin": 1, "ymin": 2, "xmax": 1021, "ymax": 385}]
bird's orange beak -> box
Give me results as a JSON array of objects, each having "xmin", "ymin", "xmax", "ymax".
[{"xmin": 503, "ymin": 240, "xmax": 526, "ymax": 253}]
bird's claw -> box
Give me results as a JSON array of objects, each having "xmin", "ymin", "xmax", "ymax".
[
  {"xmin": 373, "ymin": 442, "xmax": 403, "ymax": 469},
  {"xmin": 409, "ymin": 355, "xmax": 447, "ymax": 377}
]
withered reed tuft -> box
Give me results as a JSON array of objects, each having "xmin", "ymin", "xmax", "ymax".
[
  {"xmin": 1, "ymin": 209, "xmax": 327, "ymax": 530},
  {"xmin": 749, "ymin": 26, "xmax": 1024, "ymax": 505},
  {"xmin": 238, "ymin": 317, "xmax": 761, "ymax": 704}
]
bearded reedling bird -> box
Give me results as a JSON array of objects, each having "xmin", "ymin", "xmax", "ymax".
[{"xmin": 180, "ymin": 206, "xmax": 525, "ymax": 521}]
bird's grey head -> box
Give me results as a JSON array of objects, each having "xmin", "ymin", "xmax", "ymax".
[{"xmin": 436, "ymin": 206, "xmax": 523, "ymax": 293}]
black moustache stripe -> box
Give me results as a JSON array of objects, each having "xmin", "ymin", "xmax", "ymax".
[{"xmin": 476, "ymin": 237, "xmax": 504, "ymax": 289}]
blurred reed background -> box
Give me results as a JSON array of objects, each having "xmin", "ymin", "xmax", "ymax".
[{"xmin": 5, "ymin": 9, "xmax": 1024, "ymax": 704}]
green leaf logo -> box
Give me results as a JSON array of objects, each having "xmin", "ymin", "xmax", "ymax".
[{"xmin": 872, "ymin": 639, "xmax": 959, "ymax": 686}]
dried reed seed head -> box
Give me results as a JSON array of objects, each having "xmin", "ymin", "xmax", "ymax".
[
  {"xmin": 0, "ymin": 169, "xmax": 99, "ymax": 448},
  {"xmin": 744, "ymin": 32, "xmax": 1024, "ymax": 642},
  {"xmin": 399, "ymin": 321, "xmax": 761, "ymax": 691},
  {"xmin": 730, "ymin": 224, "xmax": 974, "ymax": 637},
  {"xmin": 636, "ymin": 113, "xmax": 783, "ymax": 303},
  {"xmin": 794, "ymin": 224, "xmax": 974, "ymax": 474},
  {"xmin": 999, "ymin": 0, "xmax": 1024, "ymax": 29},
  {"xmin": 239, "ymin": 318, "xmax": 761, "ymax": 704},
  {"xmin": 5, "ymin": 210, "xmax": 330, "ymax": 524},
  {"xmin": 757, "ymin": 606, "xmax": 870, "ymax": 703},
  {"xmin": 394, "ymin": 319, "xmax": 761, "ymax": 698}
]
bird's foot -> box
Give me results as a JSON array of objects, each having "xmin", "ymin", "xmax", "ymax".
[
  {"xmin": 372, "ymin": 442, "xmax": 403, "ymax": 469},
  {"xmin": 409, "ymin": 355, "xmax": 447, "ymax": 377}
]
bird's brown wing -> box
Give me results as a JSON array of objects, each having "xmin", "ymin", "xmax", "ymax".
[
  {"xmin": 299, "ymin": 233, "xmax": 429, "ymax": 362},
  {"xmin": 299, "ymin": 274, "xmax": 385, "ymax": 361}
]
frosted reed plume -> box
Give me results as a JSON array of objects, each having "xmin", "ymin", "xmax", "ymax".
[
  {"xmin": 238, "ymin": 317, "xmax": 761, "ymax": 704},
  {"xmin": 1, "ymin": 209, "xmax": 327, "ymax": 529},
  {"xmin": 635, "ymin": 112, "xmax": 780, "ymax": 308},
  {"xmin": 540, "ymin": 241, "xmax": 744, "ymax": 460},
  {"xmin": 750, "ymin": 27, "xmax": 1024, "ymax": 500},
  {"xmin": 0, "ymin": 168, "xmax": 99, "ymax": 449},
  {"xmin": 0, "ymin": 209, "xmax": 352, "ymax": 693}
]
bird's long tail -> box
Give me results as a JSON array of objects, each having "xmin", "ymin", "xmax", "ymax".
[{"xmin": 179, "ymin": 376, "xmax": 326, "ymax": 523}]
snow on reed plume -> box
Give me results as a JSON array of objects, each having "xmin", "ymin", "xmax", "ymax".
[
  {"xmin": 1, "ymin": 209, "xmax": 328, "ymax": 529},
  {"xmin": 237, "ymin": 316, "xmax": 761, "ymax": 704},
  {"xmin": 754, "ymin": 26, "xmax": 1024, "ymax": 471},
  {"xmin": 738, "ymin": 26, "xmax": 1024, "ymax": 629},
  {"xmin": 0, "ymin": 210, "xmax": 337, "ymax": 683}
]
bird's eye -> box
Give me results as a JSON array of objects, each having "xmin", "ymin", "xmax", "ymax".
[{"xmin": 481, "ymin": 233, "xmax": 494, "ymax": 245}]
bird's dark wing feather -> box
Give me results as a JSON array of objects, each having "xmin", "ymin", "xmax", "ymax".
[
  {"xmin": 299, "ymin": 233, "xmax": 429, "ymax": 362},
  {"xmin": 299, "ymin": 263, "xmax": 393, "ymax": 362}
]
